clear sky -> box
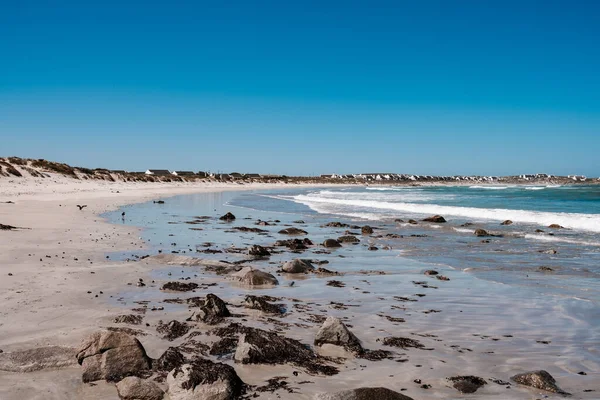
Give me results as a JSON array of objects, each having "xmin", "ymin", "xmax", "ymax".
[{"xmin": 1, "ymin": 0, "xmax": 599, "ymax": 176}]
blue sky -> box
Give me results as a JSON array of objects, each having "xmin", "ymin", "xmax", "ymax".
[{"xmin": 1, "ymin": 1, "xmax": 599, "ymax": 176}]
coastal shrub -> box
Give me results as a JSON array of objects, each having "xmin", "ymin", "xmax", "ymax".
[
  {"xmin": 31, "ymin": 159, "xmax": 77, "ymax": 177},
  {"xmin": 7, "ymin": 157, "xmax": 26, "ymax": 165},
  {"xmin": 0, "ymin": 161, "xmax": 22, "ymax": 177}
]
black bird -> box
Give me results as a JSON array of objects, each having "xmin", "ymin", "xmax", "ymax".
[{"xmin": 77, "ymin": 205, "xmax": 87, "ymax": 210}]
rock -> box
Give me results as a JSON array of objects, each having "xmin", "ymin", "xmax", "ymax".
[
  {"xmin": 281, "ymin": 259, "xmax": 315, "ymax": 274},
  {"xmin": 244, "ymin": 295, "xmax": 285, "ymax": 314},
  {"xmin": 274, "ymin": 238, "xmax": 312, "ymax": 251},
  {"xmin": 408, "ymin": 219, "xmax": 418, "ymax": 225},
  {"xmin": 361, "ymin": 226, "xmax": 374, "ymax": 235},
  {"xmin": 153, "ymin": 347, "xmax": 187, "ymax": 372},
  {"xmin": 501, "ymin": 220, "xmax": 513, "ymax": 225},
  {"xmin": 447, "ymin": 376, "xmax": 487, "ymax": 394},
  {"xmin": 156, "ymin": 320, "xmax": 191, "ymax": 341},
  {"xmin": 538, "ymin": 266, "xmax": 554, "ymax": 272},
  {"xmin": 422, "ymin": 215, "xmax": 446, "ymax": 223},
  {"xmin": 314, "ymin": 317, "xmax": 363, "ymax": 353},
  {"xmin": 230, "ymin": 267, "xmax": 278, "ymax": 286},
  {"xmin": 535, "ymin": 229, "xmax": 545, "ymax": 233},
  {"xmin": 381, "ymin": 337, "xmax": 424, "ymax": 349},
  {"xmin": 278, "ymin": 227, "xmax": 308, "ymax": 235},
  {"xmin": 324, "ymin": 222, "xmax": 349, "ymax": 228},
  {"xmin": 337, "ymin": 235, "xmax": 360, "ymax": 243},
  {"xmin": 0, "ymin": 346, "xmax": 77, "ymax": 372},
  {"xmin": 209, "ymin": 337, "xmax": 239, "ymax": 356},
  {"xmin": 234, "ymin": 326, "xmax": 337, "ymax": 375},
  {"xmin": 116, "ymin": 376, "xmax": 164, "ymax": 400},
  {"xmin": 114, "ymin": 315, "xmax": 143, "ymax": 325},
  {"xmin": 474, "ymin": 229, "xmax": 490, "ymax": 237},
  {"xmin": 548, "ymin": 224, "xmax": 563, "ymax": 229},
  {"xmin": 219, "ymin": 212, "xmax": 236, "ymax": 221},
  {"xmin": 394, "ymin": 219, "xmax": 404, "ymax": 223},
  {"xmin": 247, "ymin": 245, "xmax": 270, "ymax": 257},
  {"xmin": 511, "ymin": 370, "xmax": 570, "ymax": 395},
  {"xmin": 161, "ymin": 282, "xmax": 199, "ymax": 292},
  {"xmin": 192, "ymin": 294, "xmax": 231, "ymax": 325},
  {"xmin": 367, "ymin": 246, "xmax": 378, "ymax": 251},
  {"xmin": 315, "ymin": 387, "xmax": 414, "ymax": 400},
  {"xmin": 167, "ymin": 359, "xmax": 244, "ymax": 400},
  {"xmin": 424, "ymin": 270, "xmax": 438, "ymax": 276},
  {"xmin": 323, "ymin": 239, "xmax": 342, "ymax": 248},
  {"xmin": 76, "ymin": 330, "xmax": 152, "ymax": 383}
]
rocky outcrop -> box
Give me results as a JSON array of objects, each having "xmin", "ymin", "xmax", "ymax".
[
  {"xmin": 324, "ymin": 222, "xmax": 350, "ymax": 228},
  {"xmin": 248, "ymin": 245, "xmax": 270, "ymax": 257},
  {"xmin": 278, "ymin": 227, "xmax": 308, "ymax": 235},
  {"xmin": 281, "ymin": 259, "xmax": 315, "ymax": 274},
  {"xmin": 323, "ymin": 239, "xmax": 342, "ymax": 248},
  {"xmin": 219, "ymin": 212, "xmax": 236, "ymax": 221},
  {"xmin": 153, "ymin": 347, "xmax": 187, "ymax": 372},
  {"xmin": 161, "ymin": 282, "xmax": 199, "ymax": 292},
  {"xmin": 422, "ymin": 215, "xmax": 446, "ymax": 223},
  {"xmin": 447, "ymin": 376, "xmax": 487, "ymax": 394},
  {"xmin": 548, "ymin": 224, "xmax": 563, "ymax": 229},
  {"xmin": 361, "ymin": 226, "xmax": 374, "ymax": 235},
  {"xmin": 501, "ymin": 220, "xmax": 513, "ymax": 225},
  {"xmin": 511, "ymin": 370, "xmax": 570, "ymax": 395},
  {"xmin": 167, "ymin": 359, "xmax": 244, "ymax": 400},
  {"xmin": 156, "ymin": 320, "xmax": 191, "ymax": 341},
  {"xmin": 474, "ymin": 229, "xmax": 491, "ymax": 237},
  {"xmin": 314, "ymin": 317, "xmax": 363, "ymax": 353},
  {"xmin": 76, "ymin": 330, "xmax": 152, "ymax": 383},
  {"xmin": 116, "ymin": 376, "xmax": 164, "ymax": 400},
  {"xmin": 274, "ymin": 238, "xmax": 312, "ymax": 251},
  {"xmin": 233, "ymin": 326, "xmax": 337, "ymax": 375},
  {"xmin": 0, "ymin": 346, "xmax": 77, "ymax": 372},
  {"xmin": 230, "ymin": 267, "xmax": 278, "ymax": 286},
  {"xmin": 315, "ymin": 387, "xmax": 414, "ymax": 400},
  {"xmin": 190, "ymin": 294, "xmax": 231, "ymax": 325},
  {"xmin": 244, "ymin": 295, "xmax": 285, "ymax": 314},
  {"xmin": 337, "ymin": 235, "xmax": 360, "ymax": 243}
]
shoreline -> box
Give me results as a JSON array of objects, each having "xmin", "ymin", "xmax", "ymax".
[{"xmin": 1, "ymin": 177, "xmax": 598, "ymax": 399}]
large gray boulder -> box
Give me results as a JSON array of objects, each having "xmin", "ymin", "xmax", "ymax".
[
  {"xmin": 315, "ymin": 387, "xmax": 414, "ymax": 400},
  {"xmin": 230, "ymin": 267, "xmax": 278, "ymax": 286},
  {"xmin": 314, "ymin": 317, "xmax": 363, "ymax": 353},
  {"xmin": 281, "ymin": 259, "xmax": 315, "ymax": 274},
  {"xmin": 167, "ymin": 359, "xmax": 244, "ymax": 400},
  {"xmin": 76, "ymin": 330, "xmax": 152, "ymax": 383},
  {"xmin": 511, "ymin": 370, "xmax": 570, "ymax": 395},
  {"xmin": 116, "ymin": 376, "xmax": 164, "ymax": 400}
]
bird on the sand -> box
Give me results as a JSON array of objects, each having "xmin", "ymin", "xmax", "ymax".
[{"xmin": 77, "ymin": 205, "xmax": 87, "ymax": 210}]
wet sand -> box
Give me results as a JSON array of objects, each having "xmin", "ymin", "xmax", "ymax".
[{"xmin": 0, "ymin": 177, "xmax": 598, "ymax": 399}]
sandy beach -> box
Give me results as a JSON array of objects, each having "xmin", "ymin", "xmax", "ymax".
[{"xmin": 1, "ymin": 172, "xmax": 598, "ymax": 400}]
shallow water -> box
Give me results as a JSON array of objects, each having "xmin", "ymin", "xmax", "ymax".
[{"xmin": 104, "ymin": 187, "xmax": 600, "ymax": 398}]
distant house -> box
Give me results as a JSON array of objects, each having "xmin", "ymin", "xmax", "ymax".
[
  {"xmin": 196, "ymin": 171, "xmax": 208, "ymax": 178},
  {"xmin": 244, "ymin": 173, "xmax": 260, "ymax": 179},
  {"xmin": 145, "ymin": 169, "xmax": 171, "ymax": 175},
  {"xmin": 171, "ymin": 171, "xmax": 195, "ymax": 176},
  {"xmin": 320, "ymin": 174, "xmax": 334, "ymax": 179},
  {"xmin": 229, "ymin": 172, "xmax": 244, "ymax": 179}
]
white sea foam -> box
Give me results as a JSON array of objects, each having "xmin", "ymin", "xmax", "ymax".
[
  {"xmin": 469, "ymin": 186, "xmax": 509, "ymax": 190},
  {"xmin": 525, "ymin": 186, "xmax": 545, "ymax": 190},
  {"xmin": 524, "ymin": 234, "xmax": 600, "ymax": 247},
  {"xmin": 289, "ymin": 194, "xmax": 600, "ymax": 233}
]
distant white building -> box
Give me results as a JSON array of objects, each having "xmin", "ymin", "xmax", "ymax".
[
  {"xmin": 145, "ymin": 169, "xmax": 171, "ymax": 176},
  {"xmin": 171, "ymin": 171, "xmax": 195, "ymax": 176}
]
